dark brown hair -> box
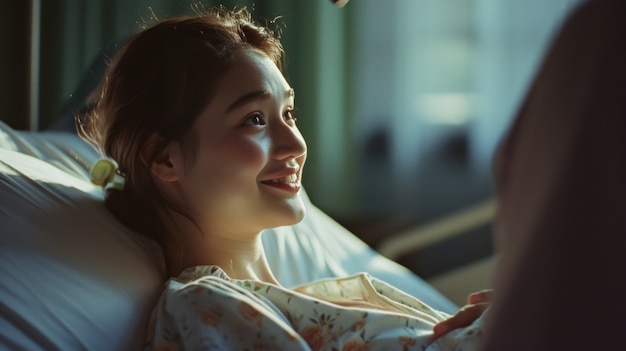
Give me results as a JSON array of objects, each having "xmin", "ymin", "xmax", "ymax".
[{"xmin": 79, "ymin": 7, "xmax": 284, "ymax": 243}]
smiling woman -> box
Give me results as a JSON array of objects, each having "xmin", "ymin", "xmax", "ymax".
[
  {"xmin": 151, "ymin": 49, "xmax": 307, "ymax": 279},
  {"xmin": 79, "ymin": 6, "xmax": 483, "ymax": 351}
]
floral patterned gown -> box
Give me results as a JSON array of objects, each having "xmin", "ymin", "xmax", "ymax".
[{"xmin": 145, "ymin": 265, "xmax": 484, "ymax": 351}]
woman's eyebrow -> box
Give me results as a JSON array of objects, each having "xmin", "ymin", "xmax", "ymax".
[
  {"xmin": 226, "ymin": 88, "xmax": 295, "ymax": 113},
  {"xmin": 226, "ymin": 90, "xmax": 269, "ymax": 113}
]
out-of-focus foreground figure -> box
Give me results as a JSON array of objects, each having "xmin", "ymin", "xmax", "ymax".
[{"xmin": 485, "ymin": 0, "xmax": 626, "ymax": 349}]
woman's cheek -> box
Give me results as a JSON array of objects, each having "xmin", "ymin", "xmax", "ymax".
[{"xmin": 226, "ymin": 138, "xmax": 269, "ymax": 168}]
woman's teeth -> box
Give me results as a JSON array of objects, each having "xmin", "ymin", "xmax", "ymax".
[{"xmin": 268, "ymin": 174, "xmax": 297, "ymax": 183}]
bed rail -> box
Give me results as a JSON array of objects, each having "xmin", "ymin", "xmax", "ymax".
[{"xmin": 377, "ymin": 199, "xmax": 496, "ymax": 260}]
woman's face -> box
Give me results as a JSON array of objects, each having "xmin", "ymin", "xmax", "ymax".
[{"xmin": 173, "ymin": 49, "xmax": 307, "ymax": 236}]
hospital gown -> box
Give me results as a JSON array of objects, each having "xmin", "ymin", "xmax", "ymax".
[{"xmin": 145, "ymin": 265, "xmax": 484, "ymax": 351}]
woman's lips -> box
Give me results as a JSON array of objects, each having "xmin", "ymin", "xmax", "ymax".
[
  {"xmin": 261, "ymin": 174, "xmax": 301, "ymax": 193},
  {"xmin": 264, "ymin": 174, "xmax": 297, "ymax": 183}
]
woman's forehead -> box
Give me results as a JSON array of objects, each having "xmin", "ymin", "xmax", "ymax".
[{"xmin": 210, "ymin": 50, "xmax": 292, "ymax": 107}]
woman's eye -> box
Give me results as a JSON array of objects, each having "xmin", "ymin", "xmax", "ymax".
[{"xmin": 244, "ymin": 113, "xmax": 266, "ymax": 126}]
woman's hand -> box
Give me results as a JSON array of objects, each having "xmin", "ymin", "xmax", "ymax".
[{"xmin": 433, "ymin": 289, "xmax": 493, "ymax": 338}]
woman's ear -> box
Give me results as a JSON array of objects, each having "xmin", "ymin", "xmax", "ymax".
[{"xmin": 142, "ymin": 134, "xmax": 185, "ymax": 183}]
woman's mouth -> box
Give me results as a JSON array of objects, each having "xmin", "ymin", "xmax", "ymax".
[
  {"xmin": 264, "ymin": 174, "xmax": 298, "ymax": 184},
  {"xmin": 261, "ymin": 174, "xmax": 301, "ymax": 193}
]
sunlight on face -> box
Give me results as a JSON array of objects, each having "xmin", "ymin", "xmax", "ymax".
[{"xmin": 175, "ymin": 49, "xmax": 307, "ymax": 237}]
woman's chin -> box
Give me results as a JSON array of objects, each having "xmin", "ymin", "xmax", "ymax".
[{"xmin": 277, "ymin": 200, "xmax": 307, "ymax": 227}]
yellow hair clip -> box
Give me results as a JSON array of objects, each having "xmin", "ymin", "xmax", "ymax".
[{"xmin": 90, "ymin": 158, "xmax": 125, "ymax": 191}]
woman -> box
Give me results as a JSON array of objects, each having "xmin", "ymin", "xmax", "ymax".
[{"xmin": 80, "ymin": 7, "xmax": 484, "ymax": 351}]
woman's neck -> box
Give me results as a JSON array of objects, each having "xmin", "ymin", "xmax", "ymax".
[{"xmin": 164, "ymin": 228, "xmax": 279, "ymax": 285}]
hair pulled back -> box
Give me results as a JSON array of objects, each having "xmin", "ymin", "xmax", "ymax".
[{"xmin": 79, "ymin": 7, "xmax": 284, "ymax": 242}]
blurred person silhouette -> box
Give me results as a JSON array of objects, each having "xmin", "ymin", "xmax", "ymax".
[
  {"xmin": 483, "ymin": 0, "xmax": 626, "ymax": 349},
  {"xmin": 431, "ymin": 0, "xmax": 626, "ymax": 348}
]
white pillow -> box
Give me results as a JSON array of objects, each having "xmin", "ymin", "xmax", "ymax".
[{"xmin": 0, "ymin": 121, "xmax": 456, "ymax": 351}]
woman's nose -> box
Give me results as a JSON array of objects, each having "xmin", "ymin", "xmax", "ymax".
[{"xmin": 271, "ymin": 122, "xmax": 307, "ymax": 161}]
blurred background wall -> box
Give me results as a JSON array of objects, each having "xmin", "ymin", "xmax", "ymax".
[{"xmin": 0, "ymin": 0, "xmax": 582, "ymax": 276}]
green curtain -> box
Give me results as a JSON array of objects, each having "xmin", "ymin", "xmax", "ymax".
[{"xmin": 0, "ymin": 0, "xmax": 356, "ymax": 215}]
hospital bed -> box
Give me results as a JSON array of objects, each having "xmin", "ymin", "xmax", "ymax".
[{"xmin": 0, "ymin": 120, "xmax": 493, "ymax": 350}]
